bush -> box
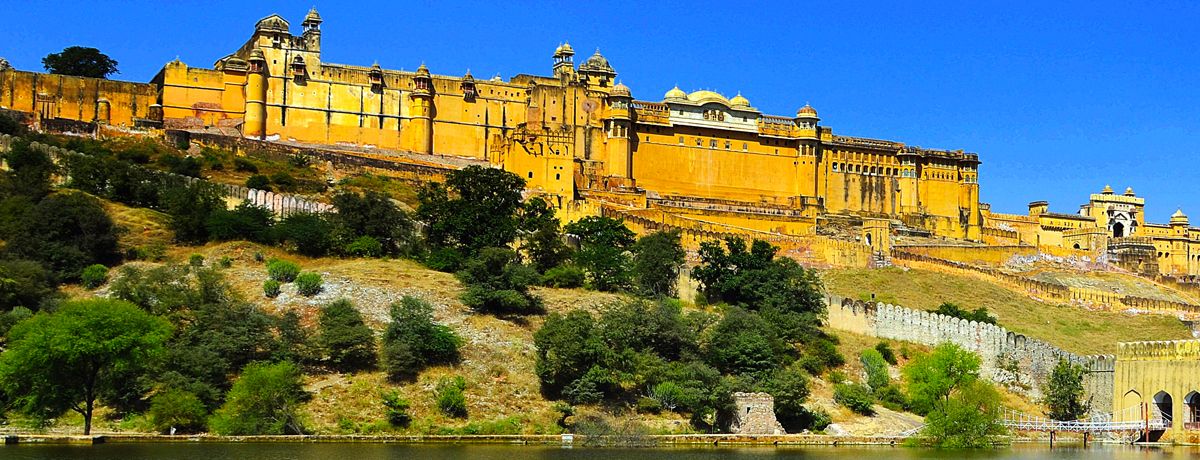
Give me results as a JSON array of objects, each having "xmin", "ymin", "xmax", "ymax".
[
  {"xmin": 801, "ymin": 406, "xmax": 832, "ymax": 431},
  {"xmin": 263, "ymin": 279, "xmax": 281, "ymax": 298},
  {"xmin": 381, "ymin": 390, "xmax": 412, "ymax": 427},
  {"xmin": 217, "ymin": 256, "xmax": 233, "ymax": 268},
  {"xmin": 245, "ymin": 174, "xmax": 271, "ymax": 191},
  {"xmin": 636, "ymin": 396, "xmax": 662, "ymax": 414},
  {"xmin": 436, "ymin": 376, "xmax": 468, "ymax": 418},
  {"xmin": 0, "ymin": 260, "xmax": 57, "ymax": 311},
  {"xmin": 875, "ymin": 342, "xmax": 898, "ymax": 365},
  {"xmin": 563, "ymin": 216, "xmax": 636, "ymax": 292},
  {"xmin": 382, "ymin": 296, "xmax": 462, "ymax": 382},
  {"xmin": 456, "ymin": 247, "xmax": 541, "ymax": 315},
  {"xmin": 317, "ymin": 299, "xmax": 376, "ymax": 372},
  {"xmin": 208, "ymin": 361, "xmax": 307, "ymax": 435},
  {"xmin": 266, "ymin": 259, "xmax": 300, "ymax": 283},
  {"xmin": 860, "ymin": 348, "xmax": 890, "ymax": 391},
  {"xmin": 189, "ymin": 254, "xmax": 205, "ymax": 267},
  {"xmin": 234, "ymin": 158, "xmax": 259, "ymax": 173},
  {"xmin": 206, "ymin": 203, "xmax": 275, "ymax": 244},
  {"xmin": 80, "ymin": 264, "xmax": 109, "ymax": 289},
  {"xmin": 760, "ymin": 366, "xmax": 812, "ymax": 431},
  {"xmin": 345, "ymin": 236, "xmax": 383, "ymax": 258},
  {"xmin": 834, "ymin": 383, "xmax": 875, "ymax": 415},
  {"xmin": 424, "ymin": 247, "xmax": 464, "ymax": 272},
  {"xmin": 294, "ymin": 272, "xmax": 323, "ymax": 297},
  {"xmin": 5, "ymin": 192, "xmax": 121, "ymax": 280},
  {"xmin": 876, "ymin": 384, "xmax": 908, "ymax": 411},
  {"xmin": 799, "ymin": 338, "xmax": 844, "ymax": 374},
  {"xmin": 148, "ymin": 389, "xmax": 207, "ymax": 434},
  {"xmin": 541, "ymin": 264, "xmax": 585, "ymax": 288},
  {"xmin": 274, "ymin": 212, "xmax": 334, "ymax": 257},
  {"xmin": 161, "ymin": 154, "xmax": 201, "ymax": 178},
  {"xmin": 631, "ymin": 230, "xmax": 685, "ymax": 298},
  {"xmin": 270, "ymin": 172, "xmax": 297, "ymax": 191}
]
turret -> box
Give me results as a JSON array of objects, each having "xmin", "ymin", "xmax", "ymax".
[
  {"xmin": 552, "ymin": 42, "xmax": 575, "ymax": 79},
  {"xmin": 794, "ymin": 103, "xmax": 819, "ymax": 140},
  {"xmin": 301, "ymin": 7, "xmax": 322, "ymax": 51},
  {"xmin": 460, "ymin": 70, "xmax": 477, "ymax": 102},
  {"xmin": 245, "ymin": 48, "xmax": 268, "ymax": 139},
  {"xmin": 606, "ymin": 82, "xmax": 633, "ymax": 180},
  {"xmin": 408, "ymin": 63, "xmax": 434, "ymax": 154},
  {"xmin": 369, "ymin": 62, "xmax": 384, "ymax": 92},
  {"xmin": 1029, "ymin": 200, "xmax": 1048, "ymax": 217},
  {"xmin": 1171, "ymin": 209, "xmax": 1189, "ymax": 236}
]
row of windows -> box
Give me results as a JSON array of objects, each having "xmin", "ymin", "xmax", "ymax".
[
  {"xmin": 1157, "ymin": 252, "xmax": 1200, "ymax": 260},
  {"xmin": 831, "ymin": 163, "xmax": 900, "ymax": 176}
]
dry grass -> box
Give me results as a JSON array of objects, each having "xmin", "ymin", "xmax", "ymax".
[{"xmin": 820, "ymin": 267, "xmax": 1193, "ymax": 355}]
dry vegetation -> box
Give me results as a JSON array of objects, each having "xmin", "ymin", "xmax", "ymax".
[{"xmin": 821, "ymin": 266, "xmax": 1194, "ymax": 355}]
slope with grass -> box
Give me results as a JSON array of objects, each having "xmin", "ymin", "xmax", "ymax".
[{"xmin": 821, "ymin": 267, "xmax": 1193, "ymax": 355}]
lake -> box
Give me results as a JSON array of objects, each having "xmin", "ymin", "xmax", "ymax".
[{"xmin": 2, "ymin": 443, "xmax": 1198, "ymax": 460}]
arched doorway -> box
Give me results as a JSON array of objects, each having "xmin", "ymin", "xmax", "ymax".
[
  {"xmin": 1113, "ymin": 222, "xmax": 1126, "ymax": 238},
  {"xmin": 865, "ymin": 233, "xmax": 873, "ymax": 247},
  {"xmin": 1186, "ymin": 391, "xmax": 1200, "ymax": 430},
  {"xmin": 1122, "ymin": 389, "xmax": 1142, "ymax": 412},
  {"xmin": 1154, "ymin": 391, "xmax": 1173, "ymax": 426}
]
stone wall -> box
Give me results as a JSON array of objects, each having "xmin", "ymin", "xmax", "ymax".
[
  {"xmin": 0, "ymin": 135, "xmax": 332, "ymax": 217},
  {"xmin": 826, "ymin": 295, "xmax": 1115, "ymax": 416},
  {"xmin": 729, "ymin": 392, "xmax": 785, "ymax": 435}
]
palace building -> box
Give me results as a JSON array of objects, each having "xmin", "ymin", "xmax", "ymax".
[{"xmin": 1, "ymin": 9, "xmax": 1195, "ymax": 277}]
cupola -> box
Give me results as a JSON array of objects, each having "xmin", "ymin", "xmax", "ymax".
[
  {"xmin": 729, "ymin": 92, "xmax": 751, "ymax": 108},
  {"xmin": 461, "ymin": 69, "xmax": 477, "ymax": 101},
  {"xmin": 664, "ymin": 86, "xmax": 687, "ymax": 100}
]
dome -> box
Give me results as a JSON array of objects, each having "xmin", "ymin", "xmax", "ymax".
[
  {"xmin": 554, "ymin": 43, "xmax": 564, "ymax": 56},
  {"xmin": 611, "ymin": 82, "xmax": 631, "ymax": 98},
  {"xmin": 303, "ymin": 7, "xmax": 322, "ymax": 25},
  {"xmin": 248, "ymin": 49, "xmax": 266, "ymax": 62},
  {"xmin": 730, "ymin": 92, "xmax": 751, "ymax": 108},
  {"xmin": 1172, "ymin": 208, "xmax": 1188, "ymax": 220},
  {"xmin": 462, "ymin": 69, "xmax": 474, "ymax": 81},
  {"xmin": 796, "ymin": 103, "xmax": 818, "ymax": 118},
  {"xmin": 415, "ymin": 63, "xmax": 430, "ymax": 76},
  {"xmin": 560, "ymin": 41, "xmax": 575, "ymax": 56},
  {"xmin": 1124, "ymin": 186, "xmax": 1135, "ymax": 196},
  {"xmin": 579, "ymin": 48, "xmax": 614, "ymax": 74},
  {"xmin": 687, "ymin": 90, "xmax": 730, "ymax": 106},
  {"xmin": 664, "ymin": 86, "xmax": 687, "ymax": 100},
  {"xmin": 1102, "ymin": 184, "xmax": 1114, "ymax": 194},
  {"xmin": 255, "ymin": 14, "xmax": 290, "ymax": 33}
]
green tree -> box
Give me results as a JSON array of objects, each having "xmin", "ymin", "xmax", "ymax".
[
  {"xmin": 164, "ymin": 181, "xmax": 225, "ymax": 245},
  {"xmin": 417, "ymin": 165, "xmax": 525, "ymax": 254},
  {"xmin": 209, "ymin": 361, "xmax": 307, "ymax": 435},
  {"xmin": 5, "ymin": 192, "xmax": 121, "ymax": 280},
  {"xmin": 1, "ymin": 139, "xmax": 55, "ymax": 200},
  {"xmin": 860, "ymin": 348, "xmax": 890, "ymax": 391},
  {"xmin": 904, "ymin": 343, "xmax": 1005, "ymax": 447},
  {"xmin": 331, "ymin": 191, "xmax": 416, "ymax": 256},
  {"xmin": 148, "ymin": 389, "xmax": 207, "ymax": 434},
  {"xmin": 760, "ymin": 365, "xmax": 812, "ymax": 431},
  {"xmin": 275, "ymin": 211, "xmax": 334, "ymax": 257},
  {"xmin": 930, "ymin": 302, "xmax": 998, "ymax": 325},
  {"xmin": 0, "ymin": 299, "xmax": 171, "ymax": 434},
  {"xmin": 273, "ymin": 311, "xmax": 315, "ymax": 364},
  {"xmin": 834, "ymin": 383, "xmax": 875, "ymax": 415},
  {"xmin": 519, "ymin": 197, "xmax": 572, "ymax": 272},
  {"xmin": 205, "ymin": 202, "xmax": 275, "ymax": 244},
  {"xmin": 382, "ymin": 296, "xmax": 462, "ymax": 381},
  {"xmin": 42, "ymin": 46, "xmax": 119, "ymax": 78},
  {"xmin": 534, "ymin": 310, "xmax": 607, "ymax": 397},
  {"xmin": 435, "ymin": 376, "xmax": 468, "ymax": 418},
  {"xmin": 0, "ymin": 259, "xmax": 57, "ymax": 311},
  {"xmin": 457, "ymin": 247, "xmax": 542, "ymax": 315},
  {"xmin": 564, "ymin": 216, "xmax": 636, "ymax": 291},
  {"xmin": 631, "ymin": 230, "xmax": 686, "ymax": 298},
  {"xmin": 317, "ymin": 299, "xmax": 377, "ymax": 372},
  {"xmin": 1044, "ymin": 359, "xmax": 1089, "ymax": 421},
  {"xmin": 702, "ymin": 307, "xmax": 785, "ymax": 376}
]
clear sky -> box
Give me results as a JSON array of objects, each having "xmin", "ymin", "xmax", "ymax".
[{"xmin": 1, "ymin": 1, "xmax": 1197, "ymax": 222}]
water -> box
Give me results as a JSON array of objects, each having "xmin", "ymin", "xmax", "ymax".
[{"xmin": 2, "ymin": 443, "xmax": 1199, "ymax": 460}]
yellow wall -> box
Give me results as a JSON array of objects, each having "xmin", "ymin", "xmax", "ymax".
[
  {"xmin": 0, "ymin": 69, "xmax": 157, "ymax": 127},
  {"xmin": 1114, "ymin": 340, "xmax": 1200, "ymax": 442}
]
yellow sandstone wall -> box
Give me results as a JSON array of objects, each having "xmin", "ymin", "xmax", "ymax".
[{"xmin": 0, "ymin": 69, "xmax": 157, "ymax": 127}]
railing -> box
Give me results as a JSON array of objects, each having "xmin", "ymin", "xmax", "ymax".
[{"xmin": 1002, "ymin": 405, "xmax": 1171, "ymax": 433}]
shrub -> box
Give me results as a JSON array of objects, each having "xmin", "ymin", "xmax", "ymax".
[
  {"xmin": 876, "ymin": 384, "xmax": 908, "ymax": 411},
  {"xmin": 541, "ymin": 264, "xmax": 585, "ymax": 288},
  {"xmin": 382, "ymin": 296, "xmax": 462, "ymax": 381},
  {"xmin": 270, "ymin": 172, "xmax": 297, "ymax": 191},
  {"xmin": 245, "ymin": 174, "xmax": 271, "ymax": 191},
  {"xmin": 760, "ymin": 366, "xmax": 812, "ymax": 431},
  {"xmin": 294, "ymin": 272, "xmax": 323, "ymax": 297},
  {"xmin": 799, "ymin": 338, "xmax": 844, "ymax": 374},
  {"xmin": 801, "ymin": 406, "xmax": 832, "ymax": 431},
  {"xmin": 148, "ymin": 389, "xmax": 207, "ymax": 434},
  {"xmin": 234, "ymin": 158, "xmax": 259, "ymax": 173},
  {"xmin": 189, "ymin": 254, "xmax": 205, "ymax": 267},
  {"xmin": 317, "ymin": 299, "xmax": 376, "ymax": 372},
  {"xmin": 274, "ymin": 212, "xmax": 334, "ymax": 257},
  {"xmin": 834, "ymin": 383, "xmax": 875, "ymax": 415},
  {"xmin": 80, "ymin": 264, "xmax": 109, "ymax": 289},
  {"xmin": 436, "ymin": 376, "xmax": 468, "ymax": 418},
  {"xmin": 631, "ymin": 229, "xmax": 685, "ymax": 298},
  {"xmin": 456, "ymin": 247, "xmax": 541, "ymax": 315},
  {"xmin": 263, "ymin": 279, "xmax": 281, "ymax": 298},
  {"xmin": 860, "ymin": 348, "xmax": 890, "ymax": 391},
  {"xmin": 345, "ymin": 236, "xmax": 383, "ymax": 258},
  {"xmin": 875, "ymin": 342, "xmax": 898, "ymax": 365},
  {"xmin": 381, "ymin": 390, "xmax": 412, "ymax": 427},
  {"xmin": 217, "ymin": 256, "xmax": 233, "ymax": 268},
  {"xmin": 266, "ymin": 259, "xmax": 300, "ymax": 282},
  {"xmin": 208, "ymin": 361, "xmax": 307, "ymax": 435},
  {"xmin": 636, "ymin": 396, "xmax": 662, "ymax": 414},
  {"xmin": 206, "ymin": 203, "xmax": 275, "ymax": 244},
  {"xmin": 424, "ymin": 247, "xmax": 464, "ymax": 272}
]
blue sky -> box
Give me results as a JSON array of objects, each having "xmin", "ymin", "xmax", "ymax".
[{"xmin": 2, "ymin": 1, "xmax": 1197, "ymax": 222}]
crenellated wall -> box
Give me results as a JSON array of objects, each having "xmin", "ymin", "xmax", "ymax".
[
  {"xmin": 1112, "ymin": 339, "xmax": 1200, "ymax": 441},
  {"xmin": 826, "ymin": 294, "xmax": 1115, "ymax": 415}
]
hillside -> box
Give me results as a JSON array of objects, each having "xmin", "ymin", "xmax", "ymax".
[{"xmin": 821, "ymin": 267, "xmax": 1194, "ymax": 355}]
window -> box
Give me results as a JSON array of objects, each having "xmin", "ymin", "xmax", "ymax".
[
  {"xmin": 527, "ymin": 172, "xmax": 533, "ymax": 178},
  {"xmin": 555, "ymin": 173, "xmax": 560, "ymax": 180},
  {"xmin": 696, "ymin": 138, "xmax": 702, "ymax": 146},
  {"xmin": 710, "ymin": 139, "xmax": 717, "ymax": 148},
  {"xmin": 679, "ymin": 136, "xmax": 684, "ymax": 145},
  {"xmin": 742, "ymin": 142, "xmax": 748, "ymax": 151},
  {"xmin": 725, "ymin": 140, "xmax": 731, "ymax": 150}
]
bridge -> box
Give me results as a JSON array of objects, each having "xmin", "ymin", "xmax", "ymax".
[{"xmin": 900, "ymin": 404, "xmax": 1172, "ymax": 444}]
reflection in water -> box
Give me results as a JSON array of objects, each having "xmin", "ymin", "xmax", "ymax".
[{"xmin": 2, "ymin": 443, "xmax": 1200, "ymax": 460}]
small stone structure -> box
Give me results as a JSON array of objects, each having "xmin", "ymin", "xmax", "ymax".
[{"xmin": 729, "ymin": 392, "xmax": 785, "ymax": 435}]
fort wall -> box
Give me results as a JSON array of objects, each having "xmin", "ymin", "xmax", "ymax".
[
  {"xmin": 826, "ymin": 294, "xmax": 1115, "ymax": 415},
  {"xmin": 0, "ymin": 69, "xmax": 158, "ymax": 128}
]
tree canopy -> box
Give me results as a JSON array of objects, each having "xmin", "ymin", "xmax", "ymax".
[
  {"xmin": 42, "ymin": 46, "xmax": 119, "ymax": 78},
  {"xmin": 0, "ymin": 299, "xmax": 172, "ymax": 434},
  {"xmin": 417, "ymin": 165, "xmax": 525, "ymax": 254},
  {"xmin": 903, "ymin": 342, "xmax": 1005, "ymax": 447},
  {"xmin": 1044, "ymin": 359, "xmax": 1089, "ymax": 421}
]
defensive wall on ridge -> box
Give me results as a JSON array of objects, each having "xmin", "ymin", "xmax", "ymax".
[
  {"xmin": 826, "ymin": 294, "xmax": 1115, "ymax": 415},
  {"xmin": 892, "ymin": 248, "xmax": 1200, "ymax": 318},
  {"xmin": 0, "ymin": 134, "xmax": 332, "ymax": 216}
]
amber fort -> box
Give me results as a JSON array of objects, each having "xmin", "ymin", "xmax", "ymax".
[{"xmin": 0, "ymin": 8, "xmax": 1196, "ymax": 279}]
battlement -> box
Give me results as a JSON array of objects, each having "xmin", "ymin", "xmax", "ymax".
[{"xmin": 1117, "ymin": 339, "xmax": 1200, "ymax": 361}]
